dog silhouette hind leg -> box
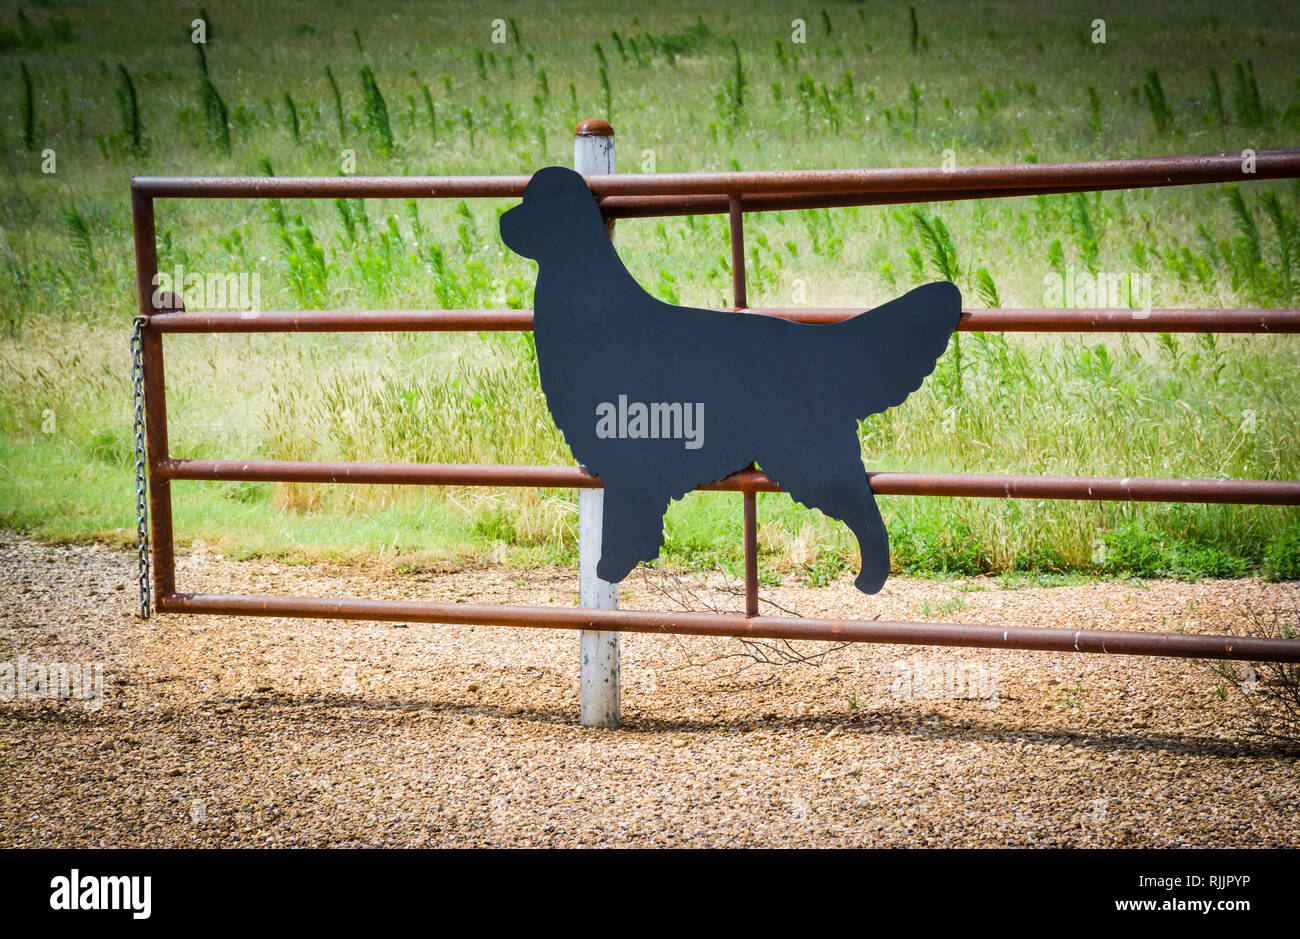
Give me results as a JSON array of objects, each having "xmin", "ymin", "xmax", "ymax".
[
  {"xmin": 761, "ymin": 435, "xmax": 890, "ymax": 594},
  {"xmin": 594, "ymin": 483, "xmax": 671, "ymax": 584}
]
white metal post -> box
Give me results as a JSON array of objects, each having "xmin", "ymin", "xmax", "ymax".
[{"xmin": 574, "ymin": 119, "xmax": 620, "ymax": 728}]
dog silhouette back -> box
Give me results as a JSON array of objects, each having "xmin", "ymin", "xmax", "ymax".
[{"xmin": 500, "ymin": 166, "xmax": 961, "ymax": 594}]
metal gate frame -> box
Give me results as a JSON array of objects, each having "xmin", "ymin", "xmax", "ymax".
[{"xmin": 130, "ymin": 128, "xmax": 1300, "ymax": 664}]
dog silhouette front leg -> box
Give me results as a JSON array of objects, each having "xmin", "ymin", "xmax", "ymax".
[
  {"xmin": 764, "ymin": 444, "xmax": 891, "ymax": 594},
  {"xmin": 841, "ymin": 487, "xmax": 890, "ymax": 594},
  {"xmin": 595, "ymin": 485, "xmax": 669, "ymax": 583}
]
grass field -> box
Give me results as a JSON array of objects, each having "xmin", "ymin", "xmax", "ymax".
[{"xmin": 1, "ymin": 0, "xmax": 1298, "ymax": 582}]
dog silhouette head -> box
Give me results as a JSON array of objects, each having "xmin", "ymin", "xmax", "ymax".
[{"xmin": 500, "ymin": 166, "xmax": 607, "ymax": 262}]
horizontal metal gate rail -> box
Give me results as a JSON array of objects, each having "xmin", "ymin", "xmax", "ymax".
[
  {"xmin": 130, "ymin": 140, "xmax": 1300, "ymax": 663},
  {"xmin": 155, "ymin": 459, "xmax": 1300, "ymax": 505},
  {"xmin": 163, "ymin": 594, "xmax": 1300, "ymax": 662},
  {"xmin": 145, "ymin": 307, "xmax": 1300, "ymax": 333}
]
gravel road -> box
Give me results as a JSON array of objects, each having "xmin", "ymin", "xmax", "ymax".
[{"xmin": 1, "ymin": 531, "xmax": 1296, "ymax": 847}]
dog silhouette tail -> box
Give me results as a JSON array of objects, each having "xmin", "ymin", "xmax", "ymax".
[{"xmin": 828, "ymin": 281, "xmax": 963, "ymax": 418}]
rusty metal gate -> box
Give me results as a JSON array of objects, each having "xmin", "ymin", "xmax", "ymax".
[{"xmin": 130, "ymin": 121, "xmax": 1300, "ymax": 665}]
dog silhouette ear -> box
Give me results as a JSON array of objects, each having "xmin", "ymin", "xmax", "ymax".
[{"xmin": 833, "ymin": 281, "xmax": 964, "ymax": 417}]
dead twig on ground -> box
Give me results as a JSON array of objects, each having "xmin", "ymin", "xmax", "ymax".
[
  {"xmin": 635, "ymin": 566, "xmax": 850, "ymax": 681},
  {"xmin": 1210, "ymin": 584, "xmax": 1300, "ymax": 748}
]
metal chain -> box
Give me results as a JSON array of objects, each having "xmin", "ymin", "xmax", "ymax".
[{"xmin": 131, "ymin": 317, "xmax": 151, "ymax": 619}]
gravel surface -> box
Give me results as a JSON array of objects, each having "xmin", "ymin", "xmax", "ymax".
[{"xmin": 1, "ymin": 530, "xmax": 1297, "ymax": 847}]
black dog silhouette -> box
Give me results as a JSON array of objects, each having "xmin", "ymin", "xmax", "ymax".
[{"xmin": 500, "ymin": 166, "xmax": 960, "ymax": 594}]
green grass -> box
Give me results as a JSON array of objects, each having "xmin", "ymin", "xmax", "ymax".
[{"xmin": 1, "ymin": 0, "xmax": 1299, "ymax": 583}]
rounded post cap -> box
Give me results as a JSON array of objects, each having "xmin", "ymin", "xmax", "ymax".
[{"xmin": 574, "ymin": 118, "xmax": 614, "ymax": 138}]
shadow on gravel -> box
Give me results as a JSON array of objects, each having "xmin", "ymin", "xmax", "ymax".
[{"xmin": 185, "ymin": 693, "xmax": 1296, "ymax": 761}]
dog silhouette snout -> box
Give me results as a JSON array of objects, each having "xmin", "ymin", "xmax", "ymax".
[{"xmin": 499, "ymin": 205, "xmax": 535, "ymax": 258}]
